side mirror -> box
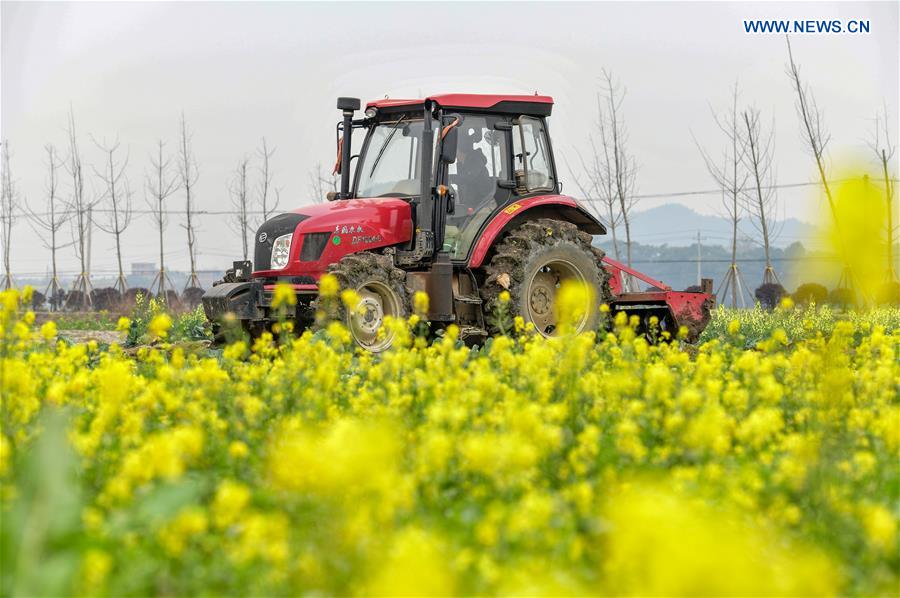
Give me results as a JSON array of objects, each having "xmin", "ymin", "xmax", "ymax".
[{"xmin": 440, "ymin": 126, "xmax": 458, "ymax": 164}]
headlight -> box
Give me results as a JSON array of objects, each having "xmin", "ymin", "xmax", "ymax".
[{"xmin": 270, "ymin": 233, "xmax": 293, "ymax": 269}]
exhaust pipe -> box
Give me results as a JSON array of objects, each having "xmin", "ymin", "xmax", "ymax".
[{"xmin": 336, "ymin": 97, "xmax": 360, "ymax": 199}]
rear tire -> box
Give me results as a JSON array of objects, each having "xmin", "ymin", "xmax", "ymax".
[
  {"xmin": 480, "ymin": 218, "xmax": 612, "ymax": 336},
  {"xmin": 317, "ymin": 252, "xmax": 410, "ymax": 352}
]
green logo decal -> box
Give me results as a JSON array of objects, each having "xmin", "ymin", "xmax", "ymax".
[{"xmin": 332, "ymin": 235, "xmax": 341, "ymax": 245}]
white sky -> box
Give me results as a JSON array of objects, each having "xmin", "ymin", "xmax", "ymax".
[{"xmin": 2, "ymin": 1, "xmax": 898, "ymax": 277}]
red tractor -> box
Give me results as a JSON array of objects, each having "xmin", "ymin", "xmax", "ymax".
[{"xmin": 203, "ymin": 94, "xmax": 713, "ymax": 350}]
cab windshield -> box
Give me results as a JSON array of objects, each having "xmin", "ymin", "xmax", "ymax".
[{"xmin": 355, "ymin": 116, "xmax": 436, "ymax": 198}]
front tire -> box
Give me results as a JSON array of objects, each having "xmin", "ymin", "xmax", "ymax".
[
  {"xmin": 319, "ymin": 252, "xmax": 410, "ymax": 352},
  {"xmin": 480, "ymin": 219, "xmax": 612, "ymax": 336}
]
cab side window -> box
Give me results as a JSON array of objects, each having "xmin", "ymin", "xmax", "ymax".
[
  {"xmin": 512, "ymin": 116, "xmax": 555, "ymax": 193},
  {"xmin": 444, "ymin": 115, "xmax": 510, "ymax": 260}
]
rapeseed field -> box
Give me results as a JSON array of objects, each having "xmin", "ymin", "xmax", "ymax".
[{"xmin": 1, "ymin": 285, "xmax": 897, "ymax": 596}]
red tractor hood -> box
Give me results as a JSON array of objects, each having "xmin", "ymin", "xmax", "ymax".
[
  {"xmin": 252, "ymin": 198, "xmax": 413, "ymax": 279},
  {"xmin": 290, "ymin": 197, "xmax": 412, "ymax": 231}
]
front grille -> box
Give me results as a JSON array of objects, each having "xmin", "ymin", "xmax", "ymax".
[
  {"xmin": 253, "ymin": 213, "xmax": 309, "ymax": 271},
  {"xmin": 256, "ymin": 275, "xmax": 316, "ymax": 285},
  {"xmin": 299, "ymin": 232, "xmax": 329, "ymax": 262}
]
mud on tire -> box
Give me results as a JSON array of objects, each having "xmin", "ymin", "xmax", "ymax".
[
  {"xmin": 480, "ymin": 218, "xmax": 612, "ymax": 336},
  {"xmin": 316, "ymin": 251, "xmax": 410, "ymax": 351}
]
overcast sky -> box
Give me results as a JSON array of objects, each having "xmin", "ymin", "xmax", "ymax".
[{"xmin": 2, "ymin": 1, "xmax": 898, "ymax": 278}]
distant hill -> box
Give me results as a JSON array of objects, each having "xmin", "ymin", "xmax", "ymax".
[
  {"xmin": 622, "ymin": 203, "xmax": 820, "ymax": 249},
  {"xmin": 594, "ymin": 239, "xmax": 813, "ymax": 302}
]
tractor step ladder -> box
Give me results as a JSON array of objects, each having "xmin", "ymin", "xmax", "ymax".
[
  {"xmin": 453, "ymin": 293, "xmax": 482, "ymax": 305},
  {"xmin": 452, "ymin": 293, "xmax": 486, "ymax": 339},
  {"xmin": 458, "ymin": 325, "xmax": 489, "ymax": 340},
  {"xmin": 454, "ymin": 269, "xmax": 487, "ymax": 340}
]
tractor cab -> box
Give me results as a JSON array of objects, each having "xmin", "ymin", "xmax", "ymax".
[
  {"xmin": 332, "ymin": 94, "xmax": 572, "ymax": 265},
  {"xmin": 202, "ymin": 94, "xmax": 712, "ymax": 351},
  {"xmin": 443, "ymin": 111, "xmax": 556, "ymax": 261}
]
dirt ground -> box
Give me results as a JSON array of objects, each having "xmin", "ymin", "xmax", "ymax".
[
  {"xmin": 33, "ymin": 310, "xmax": 128, "ymax": 323},
  {"xmin": 57, "ymin": 330, "xmax": 126, "ymax": 345}
]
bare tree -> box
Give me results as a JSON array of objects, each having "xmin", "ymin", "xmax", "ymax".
[
  {"xmin": 256, "ymin": 138, "xmax": 279, "ymax": 222},
  {"xmin": 92, "ymin": 138, "xmax": 133, "ymax": 294},
  {"xmin": 695, "ymin": 83, "xmax": 751, "ymax": 307},
  {"xmin": 871, "ymin": 106, "xmax": 898, "ymax": 283},
  {"xmin": 785, "ymin": 36, "xmax": 836, "ymax": 221},
  {"xmin": 26, "ymin": 145, "xmax": 72, "ymax": 307},
  {"xmin": 596, "ymin": 70, "xmax": 638, "ymax": 269},
  {"xmin": 230, "ymin": 156, "xmax": 251, "ymax": 260},
  {"xmin": 785, "ymin": 35, "xmax": 854, "ymax": 293},
  {"xmin": 0, "ymin": 140, "xmax": 18, "ymax": 290},
  {"xmin": 742, "ymin": 106, "xmax": 782, "ymax": 286},
  {"xmin": 568, "ymin": 90, "xmax": 628, "ymax": 261},
  {"xmin": 567, "ymin": 146, "xmax": 621, "ymax": 260},
  {"xmin": 65, "ymin": 107, "xmax": 97, "ymax": 308},
  {"xmin": 146, "ymin": 140, "xmax": 180, "ymax": 300},
  {"xmin": 308, "ymin": 162, "xmax": 337, "ymax": 204},
  {"xmin": 178, "ymin": 113, "xmax": 202, "ymax": 291}
]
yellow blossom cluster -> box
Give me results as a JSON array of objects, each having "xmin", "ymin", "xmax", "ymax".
[{"xmin": 0, "ymin": 286, "xmax": 897, "ymax": 596}]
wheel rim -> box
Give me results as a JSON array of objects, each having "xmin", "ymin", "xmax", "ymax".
[
  {"xmin": 347, "ymin": 280, "xmax": 401, "ymax": 352},
  {"xmin": 525, "ymin": 258, "xmax": 589, "ymax": 336}
]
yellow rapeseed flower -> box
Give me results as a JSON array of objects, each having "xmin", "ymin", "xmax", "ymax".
[
  {"xmin": 341, "ymin": 288, "xmax": 362, "ymax": 312},
  {"xmin": 159, "ymin": 507, "xmax": 209, "ymax": 556},
  {"xmin": 148, "ymin": 314, "xmax": 173, "ymax": 340},
  {"xmin": 272, "ymin": 283, "xmax": 297, "ymax": 309},
  {"xmin": 319, "ymin": 273, "xmax": 339, "ymax": 298},
  {"xmin": 212, "ymin": 480, "xmax": 251, "ymax": 528},
  {"xmin": 80, "ymin": 549, "xmax": 113, "ymax": 593},
  {"xmin": 365, "ymin": 527, "xmax": 455, "ymax": 596},
  {"xmin": 0, "ymin": 285, "xmax": 897, "ymax": 596},
  {"xmin": 413, "ymin": 291, "xmax": 429, "ymax": 315},
  {"xmin": 228, "ymin": 440, "xmax": 249, "ymax": 459},
  {"xmin": 40, "ymin": 320, "xmax": 57, "ymax": 341},
  {"xmin": 116, "ymin": 316, "xmax": 132, "ymax": 332}
]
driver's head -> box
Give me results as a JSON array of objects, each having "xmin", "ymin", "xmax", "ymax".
[{"xmin": 458, "ymin": 126, "xmax": 486, "ymax": 167}]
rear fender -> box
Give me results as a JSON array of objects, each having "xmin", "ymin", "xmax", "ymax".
[{"xmin": 468, "ymin": 195, "xmax": 605, "ymax": 268}]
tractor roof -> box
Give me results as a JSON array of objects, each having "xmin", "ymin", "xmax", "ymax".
[{"xmin": 367, "ymin": 93, "xmax": 553, "ymax": 116}]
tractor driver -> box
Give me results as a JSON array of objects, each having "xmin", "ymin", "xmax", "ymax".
[
  {"xmin": 454, "ymin": 127, "xmax": 495, "ymax": 215},
  {"xmin": 443, "ymin": 125, "xmax": 498, "ymax": 256}
]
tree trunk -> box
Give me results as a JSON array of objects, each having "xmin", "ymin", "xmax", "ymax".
[
  {"xmin": 115, "ymin": 230, "xmax": 125, "ymax": 290},
  {"xmin": 607, "ymin": 206, "xmax": 620, "ymax": 262},
  {"xmin": 622, "ymin": 213, "xmax": 632, "ymax": 267},
  {"xmin": 883, "ymin": 149, "xmax": 896, "ymax": 280},
  {"xmin": 731, "ymin": 202, "xmax": 738, "ymax": 306},
  {"xmin": 159, "ymin": 192, "xmax": 166, "ymax": 297}
]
